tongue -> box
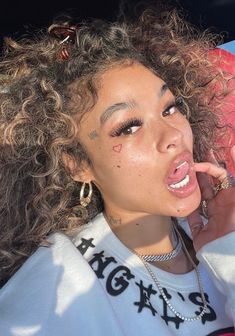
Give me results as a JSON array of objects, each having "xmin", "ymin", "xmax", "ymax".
[{"xmin": 167, "ymin": 162, "xmax": 189, "ymax": 184}]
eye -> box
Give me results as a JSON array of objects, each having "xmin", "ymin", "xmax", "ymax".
[
  {"xmin": 162, "ymin": 105, "xmax": 176, "ymax": 117},
  {"xmin": 110, "ymin": 118, "xmax": 143, "ymax": 137},
  {"xmin": 162, "ymin": 97, "xmax": 184, "ymax": 117}
]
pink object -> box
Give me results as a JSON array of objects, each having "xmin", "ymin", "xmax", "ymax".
[
  {"xmin": 207, "ymin": 48, "xmax": 235, "ymax": 175},
  {"xmin": 112, "ymin": 144, "xmax": 122, "ymax": 153}
]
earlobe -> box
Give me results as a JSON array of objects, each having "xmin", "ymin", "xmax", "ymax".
[{"xmin": 62, "ymin": 153, "xmax": 94, "ymax": 183}]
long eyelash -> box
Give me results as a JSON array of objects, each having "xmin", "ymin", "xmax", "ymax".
[
  {"xmin": 163, "ymin": 96, "xmax": 184, "ymax": 115},
  {"xmin": 110, "ymin": 118, "xmax": 143, "ymax": 137}
]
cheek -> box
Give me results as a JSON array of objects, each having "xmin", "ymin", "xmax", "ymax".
[
  {"xmin": 94, "ymin": 143, "xmax": 146, "ymax": 179},
  {"xmin": 177, "ymin": 116, "xmax": 193, "ymax": 148}
]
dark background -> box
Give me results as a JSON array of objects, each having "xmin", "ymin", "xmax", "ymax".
[{"xmin": 1, "ymin": 0, "xmax": 235, "ymax": 47}]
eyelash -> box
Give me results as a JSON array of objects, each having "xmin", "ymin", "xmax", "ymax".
[
  {"xmin": 110, "ymin": 118, "xmax": 143, "ymax": 137},
  {"xmin": 162, "ymin": 96, "xmax": 184, "ymax": 117},
  {"xmin": 110, "ymin": 96, "xmax": 184, "ymax": 137}
]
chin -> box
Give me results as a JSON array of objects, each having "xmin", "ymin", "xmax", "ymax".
[{"xmin": 172, "ymin": 188, "xmax": 202, "ymax": 218}]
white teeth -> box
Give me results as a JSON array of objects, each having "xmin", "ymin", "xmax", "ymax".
[{"xmin": 169, "ymin": 174, "xmax": 190, "ymax": 189}]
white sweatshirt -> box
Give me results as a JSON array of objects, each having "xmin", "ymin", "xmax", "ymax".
[{"xmin": 0, "ymin": 213, "xmax": 234, "ymax": 335}]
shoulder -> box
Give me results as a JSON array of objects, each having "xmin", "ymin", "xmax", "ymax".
[
  {"xmin": 0, "ymin": 231, "xmax": 97, "ymax": 295},
  {"xmin": 0, "ymin": 231, "xmax": 103, "ymax": 335},
  {"xmin": 197, "ymin": 231, "xmax": 235, "ymax": 280},
  {"xmin": 1, "ymin": 233, "xmax": 79, "ymax": 290},
  {"xmin": 197, "ymin": 231, "xmax": 235, "ymax": 295}
]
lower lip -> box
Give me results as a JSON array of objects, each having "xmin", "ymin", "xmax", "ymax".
[{"xmin": 166, "ymin": 168, "xmax": 198, "ymax": 198}]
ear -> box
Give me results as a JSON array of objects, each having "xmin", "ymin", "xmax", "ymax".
[{"xmin": 62, "ymin": 153, "xmax": 94, "ymax": 183}]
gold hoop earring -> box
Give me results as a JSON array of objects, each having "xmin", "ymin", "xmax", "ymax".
[{"xmin": 80, "ymin": 182, "xmax": 93, "ymax": 207}]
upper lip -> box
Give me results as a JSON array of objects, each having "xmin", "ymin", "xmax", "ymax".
[{"xmin": 165, "ymin": 151, "xmax": 193, "ymax": 183}]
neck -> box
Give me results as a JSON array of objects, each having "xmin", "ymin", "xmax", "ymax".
[
  {"xmin": 104, "ymin": 207, "xmax": 196, "ymax": 274},
  {"xmin": 104, "ymin": 208, "xmax": 175, "ymax": 256}
]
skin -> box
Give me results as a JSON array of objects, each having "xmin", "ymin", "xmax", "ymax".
[
  {"xmin": 187, "ymin": 147, "xmax": 235, "ymax": 252},
  {"xmin": 79, "ymin": 63, "xmax": 200, "ymax": 215},
  {"xmin": 68, "ymin": 62, "xmax": 235, "ymax": 273}
]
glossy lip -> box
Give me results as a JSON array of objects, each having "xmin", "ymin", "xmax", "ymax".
[{"xmin": 165, "ymin": 151, "xmax": 198, "ymax": 198}]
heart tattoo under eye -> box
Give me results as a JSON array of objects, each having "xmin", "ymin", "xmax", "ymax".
[{"xmin": 112, "ymin": 144, "xmax": 122, "ymax": 153}]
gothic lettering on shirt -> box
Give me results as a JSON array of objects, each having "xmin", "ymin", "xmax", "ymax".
[
  {"xmin": 159, "ymin": 287, "xmax": 184, "ymax": 329},
  {"xmin": 89, "ymin": 250, "xmax": 117, "ymax": 279},
  {"xmin": 77, "ymin": 238, "xmax": 95, "ymax": 255},
  {"xmin": 189, "ymin": 292, "xmax": 217, "ymax": 324},
  {"xmin": 77, "ymin": 236, "xmax": 218, "ymax": 330},
  {"xmin": 177, "ymin": 292, "xmax": 185, "ymax": 301},
  {"xmin": 134, "ymin": 280, "xmax": 158, "ymax": 316},
  {"xmin": 106, "ymin": 265, "xmax": 135, "ymax": 296}
]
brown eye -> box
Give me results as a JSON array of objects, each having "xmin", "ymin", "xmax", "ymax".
[
  {"xmin": 110, "ymin": 118, "xmax": 143, "ymax": 137},
  {"xmin": 162, "ymin": 97, "xmax": 184, "ymax": 117},
  {"xmin": 162, "ymin": 104, "xmax": 177, "ymax": 117},
  {"xmin": 121, "ymin": 125, "xmax": 141, "ymax": 135}
]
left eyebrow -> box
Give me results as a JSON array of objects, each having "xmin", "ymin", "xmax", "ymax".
[
  {"xmin": 99, "ymin": 83, "xmax": 169, "ymax": 126},
  {"xmin": 100, "ymin": 100, "xmax": 137, "ymax": 125}
]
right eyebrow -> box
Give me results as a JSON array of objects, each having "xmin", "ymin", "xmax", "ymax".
[{"xmin": 100, "ymin": 101, "xmax": 137, "ymax": 126}]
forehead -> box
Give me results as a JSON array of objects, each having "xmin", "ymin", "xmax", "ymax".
[
  {"xmin": 79, "ymin": 62, "xmax": 167, "ymax": 128},
  {"xmin": 95, "ymin": 62, "xmax": 164, "ymax": 101}
]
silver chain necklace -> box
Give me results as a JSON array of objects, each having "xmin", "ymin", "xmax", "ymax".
[
  {"xmin": 133, "ymin": 226, "xmax": 208, "ymax": 322},
  {"xmin": 140, "ymin": 228, "xmax": 182, "ymax": 262}
]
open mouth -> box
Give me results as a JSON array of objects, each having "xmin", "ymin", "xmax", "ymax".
[
  {"xmin": 168, "ymin": 161, "xmax": 190, "ymax": 189},
  {"xmin": 165, "ymin": 152, "xmax": 198, "ymax": 198}
]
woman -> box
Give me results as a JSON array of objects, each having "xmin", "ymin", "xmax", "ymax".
[{"xmin": 0, "ymin": 8, "xmax": 234, "ymax": 336}]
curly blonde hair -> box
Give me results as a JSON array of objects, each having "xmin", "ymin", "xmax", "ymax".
[{"xmin": 0, "ymin": 8, "xmax": 225, "ymax": 286}]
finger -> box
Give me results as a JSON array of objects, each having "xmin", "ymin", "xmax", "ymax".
[{"xmin": 193, "ymin": 162, "xmax": 227, "ymax": 182}]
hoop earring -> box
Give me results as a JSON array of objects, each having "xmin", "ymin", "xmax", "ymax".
[{"xmin": 80, "ymin": 182, "xmax": 93, "ymax": 207}]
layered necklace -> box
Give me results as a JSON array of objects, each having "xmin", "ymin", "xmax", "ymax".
[
  {"xmin": 133, "ymin": 225, "xmax": 208, "ymax": 322},
  {"xmin": 140, "ymin": 227, "xmax": 182, "ymax": 262}
]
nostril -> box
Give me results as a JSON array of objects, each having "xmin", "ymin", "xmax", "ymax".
[{"xmin": 166, "ymin": 143, "xmax": 176, "ymax": 150}]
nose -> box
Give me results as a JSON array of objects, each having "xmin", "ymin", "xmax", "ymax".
[{"xmin": 156, "ymin": 122, "xmax": 183, "ymax": 153}]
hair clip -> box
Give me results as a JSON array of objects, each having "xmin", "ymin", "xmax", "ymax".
[{"xmin": 48, "ymin": 25, "xmax": 77, "ymax": 60}]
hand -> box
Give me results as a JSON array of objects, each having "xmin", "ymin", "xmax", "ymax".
[{"xmin": 187, "ymin": 145, "xmax": 235, "ymax": 252}]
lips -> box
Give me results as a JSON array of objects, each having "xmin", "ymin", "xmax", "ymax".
[{"xmin": 165, "ymin": 151, "xmax": 198, "ymax": 198}]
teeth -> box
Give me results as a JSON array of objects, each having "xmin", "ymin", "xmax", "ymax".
[{"xmin": 169, "ymin": 174, "xmax": 190, "ymax": 189}]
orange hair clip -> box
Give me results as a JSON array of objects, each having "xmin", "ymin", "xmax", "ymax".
[{"xmin": 48, "ymin": 25, "xmax": 77, "ymax": 60}]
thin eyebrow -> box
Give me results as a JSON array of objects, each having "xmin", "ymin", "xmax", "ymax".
[
  {"xmin": 99, "ymin": 83, "xmax": 169, "ymax": 126},
  {"xmin": 100, "ymin": 101, "xmax": 137, "ymax": 125}
]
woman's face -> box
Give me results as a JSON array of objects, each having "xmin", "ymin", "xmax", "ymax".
[{"xmin": 78, "ymin": 62, "xmax": 201, "ymax": 218}]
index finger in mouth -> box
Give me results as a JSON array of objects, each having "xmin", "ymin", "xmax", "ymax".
[{"xmin": 193, "ymin": 162, "xmax": 227, "ymax": 183}]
